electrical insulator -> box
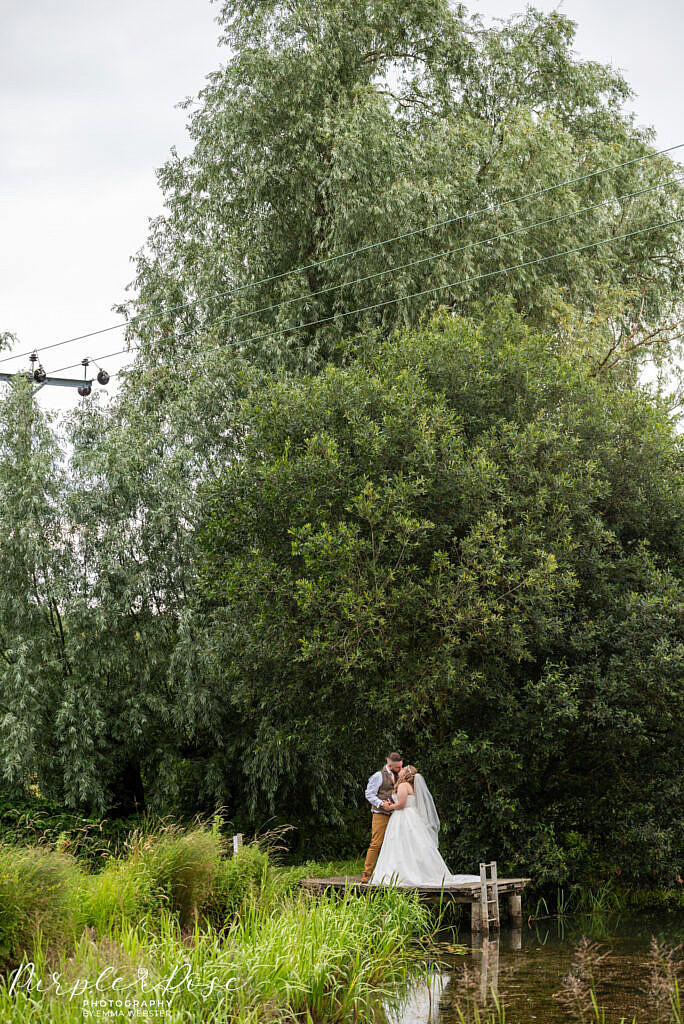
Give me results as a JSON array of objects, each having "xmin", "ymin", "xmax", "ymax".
[
  {"xmin": 78, "ymin": 358, "xmax": 92, "ymax": 397},
  {"xmin": 97, "ymin": 368, "xmax": 110, "ymax": 385},
  {"xmin": 28, "ymin": 351, "xmax": 46, "ymax": 383}
]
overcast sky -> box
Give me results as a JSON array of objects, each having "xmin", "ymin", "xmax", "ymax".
[{"xmin": 1, "ymin": 0, "xmax": 682, "ymax": 414}]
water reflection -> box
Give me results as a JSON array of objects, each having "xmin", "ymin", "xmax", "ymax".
[
  {"xmin": 383, "ymin": 970, "xmax": 450, "ymax": 1024},
  {"xmin": 388, "ymin": 913, "xmax": 684, "ymax": 1024},
  {"xmin": 470, "ymin": 933, "xmax": 500, "ymax": 1002}
]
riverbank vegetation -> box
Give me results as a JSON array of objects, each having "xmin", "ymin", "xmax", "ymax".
[
  {"xmin": 0, "ymin": 821, "xmax": 681, "ymax": 1023},
  {"xmin": 1, "ymin": 301, "xmax": 682, "ymax": 899},
  {"xmin": 0, "ymin": 821, "xmax": 435, "ymax": 1022},
  {"xmin": 1, "ymin": 818, "xmax": 682, "ymax": 1023}
]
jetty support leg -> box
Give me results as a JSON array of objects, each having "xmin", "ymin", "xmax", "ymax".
[
  {"xmin": 471, "ymin": 900, "xmax": 485, "ymax": 933},
  {"xmin": 507, "ymin": 893, "xmax": 522, "ymax": 927}
]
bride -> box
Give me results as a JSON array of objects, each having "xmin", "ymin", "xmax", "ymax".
[{"xmin": 368, "ymin": 766, "xmax": 480, "ymax": 887}]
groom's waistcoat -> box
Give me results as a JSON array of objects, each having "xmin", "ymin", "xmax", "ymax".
[{"xmin": 375, "ymin": 766, "xmax": 395, "ymax": 815}]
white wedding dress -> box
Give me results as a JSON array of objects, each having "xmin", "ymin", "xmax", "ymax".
[{"xmin": 368, "ymin": 784, "xmax": 480, "ymax": 887}]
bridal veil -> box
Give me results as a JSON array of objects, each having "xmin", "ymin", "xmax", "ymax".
[{"xmin": 413, "ymin": 773, "xmax": 440, "ymax": 845}]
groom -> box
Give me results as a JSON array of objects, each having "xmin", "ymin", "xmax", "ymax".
[{"xmin": 360, "ymin": 751, "xmax": 403, "ymax": 882}]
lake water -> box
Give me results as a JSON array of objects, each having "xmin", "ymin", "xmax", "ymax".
[{"xmin": 386, "ymin": 914, "xmax": 684, "ymax": 1023}]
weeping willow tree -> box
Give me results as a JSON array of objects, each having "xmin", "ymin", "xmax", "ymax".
[
  {"xmin": 119, "ymin": 0, "xmax": 684, "ymax": 377},
  {"xmin": 0, "ymin": 378, "xmax": 176, "ymax": 816}
]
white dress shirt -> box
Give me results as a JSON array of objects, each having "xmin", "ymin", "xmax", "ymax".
[{"xmin": 365, "ymin": 767, "xmax": 395, "ymax": 812}]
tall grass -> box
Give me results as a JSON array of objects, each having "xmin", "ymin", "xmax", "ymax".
[
  {"xmin": 0, "ymin": 844, "xmax": 81, "ymax": 969},
  {"xmin": 0, "ymin": 890, "xmax": 432, "ymax": 1022},
  {"xmin": 74, "ymin": 820, "xmax": 271, "ymax": 936},
  {"xmin": 124, "ymin": 821, "xmax": 225, "ymax": 927},
  {"xmin": 0, "ymin": 823, "xmax": 434, "ymax": 1022},
  {"xmin": 77, "ymin": 855, "xmax": 160, "ymax": 933}
]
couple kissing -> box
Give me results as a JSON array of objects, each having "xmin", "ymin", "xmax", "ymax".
[{"xmin": 361, "ymin": 751, "xmax": 479, "ymax": 888}]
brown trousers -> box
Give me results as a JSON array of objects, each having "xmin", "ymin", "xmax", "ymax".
[{"xmin": 363, "ymin": 811, "xmax": 390, "ymax": 876}]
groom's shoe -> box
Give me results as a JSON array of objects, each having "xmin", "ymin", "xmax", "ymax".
[{"xmin": 360, "ymin": 873, "xmax": 371, "ymax": 883}]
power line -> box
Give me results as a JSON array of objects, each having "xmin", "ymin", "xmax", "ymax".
[
  {"xmin": 196, "ymin": 215, "xmax": 684, "ymax": 354},
  {"xmin": 173, "ymin": 174, "xmax": 684, "ymax": 343},
  {"xmin": 1, "ymin": 142, "xmax": 682, "ymax": 367},
  {"xmin": 50, "ymin": 347, "xmax": 133, "ymax": 376},
  {"xmin": 48, "ymin": 173, "xmax": 684, "ymax": 371},
  {"xmin": 40, "ymin": 213, "xmax": 684, "ymax": 384},
  {"xmin": 0, "ymin": 348, "xmax": 134, "ymax": 394}
]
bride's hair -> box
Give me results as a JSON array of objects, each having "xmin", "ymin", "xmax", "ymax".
[{"xmin": 394, "ymin": 765, "xmax": 417, "ymax": 791}]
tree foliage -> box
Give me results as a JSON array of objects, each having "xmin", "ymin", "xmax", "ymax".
[
  {"xmin": 0, "ymin": 354, "xmax": 251, "ymax": 818},
  {"xmin": 0, "ymin": 379, "xmax": 170, "ymax": 816},
  {"xmin": 121, "ymin": 0, "xmax": 684, "ymax": 376},
  {"xmin": 0, "ymin": 1, "xmax": 682, "ymax": 888},
  {"xmin": 196, "ymin": 305, "xmax": 683, "ymax": 883}
]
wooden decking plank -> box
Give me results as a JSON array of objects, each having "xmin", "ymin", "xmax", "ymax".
[{"xmin": 300, "ymin": 874, "xmax": 530, "ymax": 901}]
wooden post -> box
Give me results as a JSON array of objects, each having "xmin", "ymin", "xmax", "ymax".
[
  {"xmin": 471, "ymin": 899, "xmax": 485, "ymax": 933},
  {"xmin": 479, "ymin": 863, "xmax": 489, "ymax": 934},
  {"xmin": 507, "ymin": 893, "xmax": 522, "ymax": 927},
  {"xmin": 232, "ymin": 833, "xmax": 243, "ymax": 854}
]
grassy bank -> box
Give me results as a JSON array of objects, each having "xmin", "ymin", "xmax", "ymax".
[
  {"xmin": 0, "ymin": 822, "xmax": 433, "ymax": 1022},
  {"xmin": 1, "ymin": 817, "xmax": 681, "ymax": 1023}
]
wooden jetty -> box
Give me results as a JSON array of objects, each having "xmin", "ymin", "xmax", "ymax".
[{"xmin": 300, "ymin": 861, "xmax": 530, "ymax": 934}]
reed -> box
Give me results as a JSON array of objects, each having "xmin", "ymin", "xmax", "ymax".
[
  {"xmin": 646, "ymin": 937, "xmax": 683, "ymax": 1024},
  {"xmin": 123, "ymin": 820, "xmax": 225, "ymax": 928},
  {"xmin": 79, "ymin": 820, "xmax": 269, "ymax": 934},
  {"xmin": 573, "ymin": 882, "xmax": 624, "ymax": 915},
  {"xmin": 0, "ymin": 843, "xmax": 81, "ymax": 969},
  {"xmin": 77, "ymin": 854, "xmax": 162, "ymax": 933},
  {"xmin": 0, "ymin": 887, "xmax": 431, "ymax": 1022}
]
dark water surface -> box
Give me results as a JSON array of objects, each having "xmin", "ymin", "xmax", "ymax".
[{"xmin": 388, "ymin": 913, "xmax": 684, "ymax": 1024}]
